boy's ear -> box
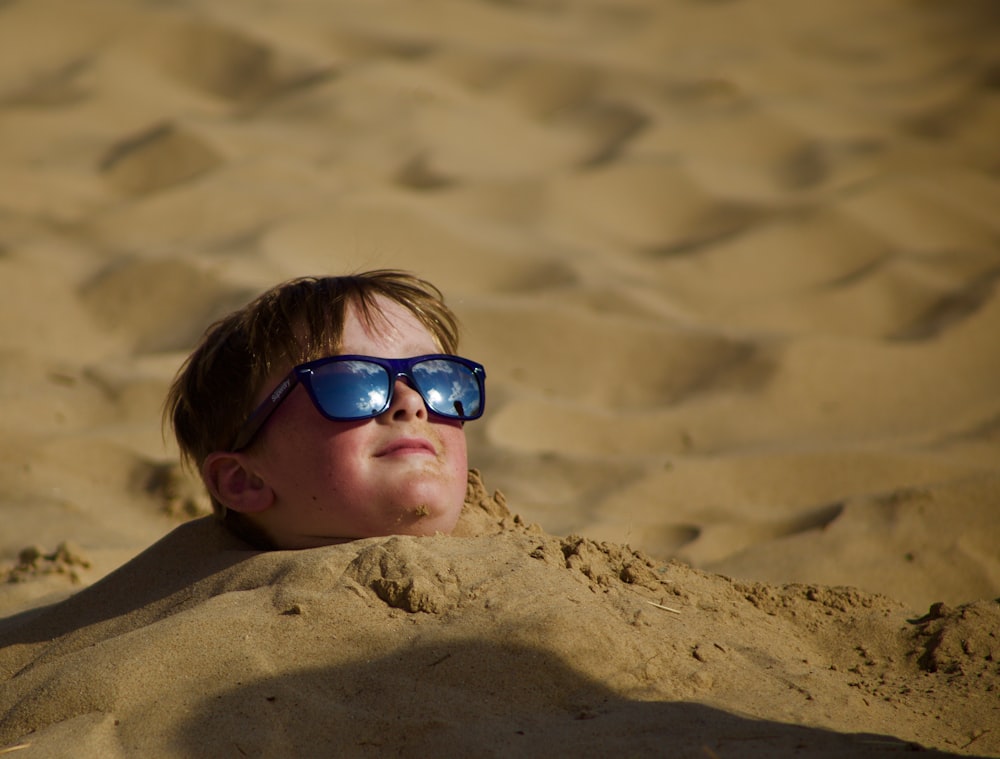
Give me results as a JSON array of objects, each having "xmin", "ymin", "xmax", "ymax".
[{"xmin": 202, "ymin": 452, "xmax": 274, "ymax": 514}]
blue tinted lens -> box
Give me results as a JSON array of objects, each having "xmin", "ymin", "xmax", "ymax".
[
  {"xmin": 308, "ymin": 360, "xmax": 391, "ymax": 419},
  {"xmin": 411, "ymin": 358, "xmax": 482, "ymax": 418}
]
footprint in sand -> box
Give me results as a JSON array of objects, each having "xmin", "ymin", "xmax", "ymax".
[
  {"xmin": 669, "ymin": 502, "xmax": 845, "ymax": 567},
  {"xmin": 427, "ymin": 50, "xmax": 647, "ymax": 166},
  {"xmin": 99, "ymin": 122, "xmax": 224, "ymax": 196},
  {"xmin": 131, "ymin": 14, "xmax": 331, "ymax": 105},
  {"xmin": 547, "ymin": 159, "xmax": 761, "ymax": 255},
  {"xmin": 79, "ymin": 256, "xmax": 253, "ymax": 353},
  {"xmin": 465, "ymin": 299, "xmax": 770, "ymax": 412}
]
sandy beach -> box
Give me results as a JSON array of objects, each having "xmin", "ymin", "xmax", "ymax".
[{"xmin": 1, "ymin": 0, "xmax": 999, "ymax": 755}]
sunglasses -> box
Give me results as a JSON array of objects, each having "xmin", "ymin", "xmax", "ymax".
[{"xmin": 231, "ymin": 354, "xmax": 486, "ymax": 451}]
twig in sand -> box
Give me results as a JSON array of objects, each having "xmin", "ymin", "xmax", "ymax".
[
  {"xmin": 961, "ymin": 729, "xmax": 991, "ymax": 750},
  {"xmin": 0, "ymin": 745, "xmax": 31, "ymax": 755},
  {"xmin": 646, "ymin": 600, "xmax": 681, "ymax": 614}
]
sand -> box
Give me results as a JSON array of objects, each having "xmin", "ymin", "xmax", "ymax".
[{"xmin": 1, "ymin": 0, "xmax": 999, "ymax": 755}]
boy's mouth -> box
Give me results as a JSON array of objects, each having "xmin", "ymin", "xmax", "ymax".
[{"xmin": 375, "ymin": 437, "xmax": 436, "ymax": 457}]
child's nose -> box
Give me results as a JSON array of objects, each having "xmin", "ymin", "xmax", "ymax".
[{"xmin": 389, "ymin": 378, "xmax": 427, "ymax": 420}]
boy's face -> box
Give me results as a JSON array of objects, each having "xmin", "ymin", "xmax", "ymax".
[{"xmin": 238, "ymin": 296, "xmax": 468, "ymax": 548}]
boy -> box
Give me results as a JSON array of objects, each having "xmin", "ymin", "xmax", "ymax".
[{"xmin": 164, "ymin": 270, "xmax": 486, "ymax": 550}]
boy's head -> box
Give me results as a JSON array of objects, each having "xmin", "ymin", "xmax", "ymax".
[{"xmin": 164, "ymin": 270, "xmax": 484, "ymax": 549}]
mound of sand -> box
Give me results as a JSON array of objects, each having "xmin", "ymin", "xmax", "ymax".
[{"xmin": 2, "ymin": 476, "xmax": 997, "ymax": 756}]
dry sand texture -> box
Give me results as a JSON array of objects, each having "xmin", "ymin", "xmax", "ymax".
[{"xmin": 1, "ymin": 0, "xmax": 999, "ymax": 756}]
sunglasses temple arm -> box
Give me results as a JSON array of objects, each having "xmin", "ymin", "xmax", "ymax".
[{"xmin": 230, "ymin": 371, "xmax": 300, "ymax": 451}]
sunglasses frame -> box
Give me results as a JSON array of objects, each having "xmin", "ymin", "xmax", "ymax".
[{"xmin": 230, "ymin": 353, "xmax": 486, "ymax": 451}]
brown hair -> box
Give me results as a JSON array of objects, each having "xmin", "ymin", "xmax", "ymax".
[{"xmin": 164, "ymin": 271, "xmax": 460, "ymax": 516}]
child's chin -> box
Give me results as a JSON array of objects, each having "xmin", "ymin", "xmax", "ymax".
[{"xmin": 398, "ymin": 504, "xmax": 462, "ymax": 537}]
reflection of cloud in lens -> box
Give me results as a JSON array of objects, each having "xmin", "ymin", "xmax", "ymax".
[
  {"xmin": 450, "ymin": 379, "xmax": 478, "ymax": 412},
  {"xmin": 419, "ymin": 360, "xmax": 450, "ymax": 376},
  {"xmin": 337, "ymin": 361, "xmax": 386, "ymax": 413},
  {"xmin": 344, "ymin": 361, "xmax": 383, "ymax": 377},
  {"xmin": 362, "ymin": 388, "xmax": 387, "ymax": 412}
]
